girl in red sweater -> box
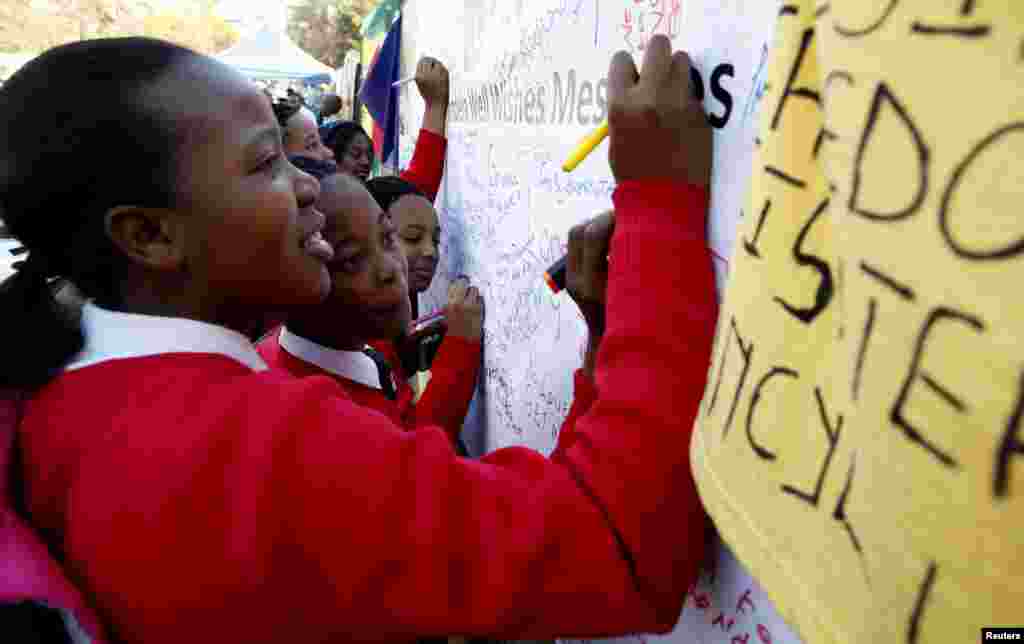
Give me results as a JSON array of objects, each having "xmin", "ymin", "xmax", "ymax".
[
  {"xmin": 0, "ymin": 36, "xmax": 717, "ymax": 643},
  {"xmin": 365, "ymin": 176, "xmax": 484, "ymax": 451},
  {"xmin": 257, "ymin": 172, "xmax": 478, "ymax": 447}
]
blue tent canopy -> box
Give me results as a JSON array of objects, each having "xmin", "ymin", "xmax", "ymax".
[
  {"xmin": 303, "ymin": 73, "xmax": 332, "ymax": 86},
  {"xmin": 218, "ymin": 27, "xmax": 333, "ymax": 81}
]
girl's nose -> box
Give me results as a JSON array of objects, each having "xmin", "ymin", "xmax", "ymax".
[{"xmin": 376, "ymin": 255, "xmax": 400, "ymax": 283}]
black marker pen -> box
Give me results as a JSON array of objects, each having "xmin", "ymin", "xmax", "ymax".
[{"xmin": 544, "ymin": 254, "xmax": 567, "ymax": 293}]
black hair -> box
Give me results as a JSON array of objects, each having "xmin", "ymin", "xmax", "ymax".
[
  {"xmin": 0, "ymin": 37, "xmax": 198, "ymax": 389},
  {"xmin": 321, "ymin": 120, "xmax": 375, "ymax": 171},
  {"xmin": 272, "ymin": 97, "xmax": 302, "ymax": 143},
  {"xmin": 365, "ymin": 176, "xmax": 427, "ymax": 213},
  {"xmin": 320, "ymin": 94, "xmax": 342, "ymax": 118}
]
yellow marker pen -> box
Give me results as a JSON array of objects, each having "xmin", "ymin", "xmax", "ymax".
[{"xmin": 561, "ymin": 119, "xmax": 609, "ymax": 173}]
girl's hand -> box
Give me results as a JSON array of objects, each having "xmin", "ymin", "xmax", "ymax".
[
  {"xmin": 415, "ymin": 57, "xmax": 450, "ymax": 107},
  {"xmin": 608, "ymin": 35, "xmax": 711, "ymax": 187},
  {"xmin": 445, "ymin": 277, "xmax": 484, "ymax": 341},
  {"xmin": 567, "ymin": 211, "xmax": 614, "ymax": 342}
]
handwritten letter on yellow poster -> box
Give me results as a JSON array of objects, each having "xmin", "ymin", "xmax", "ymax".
[{"xmin": 692, "ymin": 2, "xmax": 1024, "ymax": 642}]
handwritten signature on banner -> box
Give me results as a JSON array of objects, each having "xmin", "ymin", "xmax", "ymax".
[
  {"xmin": 620, "ymin": 0, "xmax": 684, "ymax": 51},
  {"xmin": 684, "ymin": 577, "xmax": 777, "ymax": 644},
  {"xmin": 564, "ymin": 547, "xmax": 788, "ymax": 644}
]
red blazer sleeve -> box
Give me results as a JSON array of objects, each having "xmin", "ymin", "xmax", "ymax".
[
  {"xmin": 559, "ymin": 179, "xmax": 718, "ymax": 618},
  {"xmin": 47, "ymin": 181, "xmax": 716, "ymax": 642},
  {"xmin": 551, "ymin": 369, "xmax": 598, "ymax": 455},
  {"xmin": 409, "ymin": 334, "xmax": 480, "ymax": 441},
  {"xmin": 399, "ymin": 128, "xmax": 447, "ymax": 201},
  {"xmin": 290, "ymin": 180, "xmax": 715, "ymax": 639}
]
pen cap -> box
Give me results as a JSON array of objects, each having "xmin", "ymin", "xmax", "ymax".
[{"xmin": 544, "ymin": 255, "xmax": 568, "ymax": 293}]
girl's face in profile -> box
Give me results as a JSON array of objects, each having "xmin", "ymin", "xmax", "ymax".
[
  {"xmin": 314, "ymin": 174, "xmax": 411, "ymax": 345},
  {"xmin": 390, "ymin": 194, "xmax": 441, "ymax": 294},
  {"xmin": 166, "ymin": 58, "xmax": 335, "ymax": 315},
  {"xmin": 285, "ymin": 108, "xmax": 334, "ymax": 162},
  {"xmin": 339, "ymin": 133, "xmax": 373, "ymax": 182}
]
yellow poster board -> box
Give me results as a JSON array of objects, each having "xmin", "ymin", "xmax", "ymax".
[{"xmin": 692, "ymin": 2, "xmax": 1024, "ymax": 643}]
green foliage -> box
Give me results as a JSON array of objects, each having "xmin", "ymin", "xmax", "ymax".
[
  {"xmin": 287, "ymin": 0, "xmax": 372, "ymax": 68},
  {"xmin": 0, "ymin": 0, "xmax": 238, "ymax": 55},
  {"xmin": 358, "ymin": 0, "xmax": 398, "ymax": 39}
]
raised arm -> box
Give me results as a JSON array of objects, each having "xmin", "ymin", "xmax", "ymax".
[
  {"xmin": 416, "ymin": 56, "xmax": 449, "ymax": 138},
  {"xmin": 400, "ymin": 57, "xmax": 450, "ymax": 200}
]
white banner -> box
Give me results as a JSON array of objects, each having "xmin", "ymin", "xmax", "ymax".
[{"xmin": 399, "ymin": 2, "xmax": 803, "ymax": 642}]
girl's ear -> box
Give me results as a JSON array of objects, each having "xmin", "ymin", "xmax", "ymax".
[{"xmin": 104, "ymin": 206, "xmax": 189, "ymax": 272}]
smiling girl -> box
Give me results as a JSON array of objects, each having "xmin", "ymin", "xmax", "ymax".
[{"xmin": 0, "ymin": 36, "xmax": 717, "ymax": 644}]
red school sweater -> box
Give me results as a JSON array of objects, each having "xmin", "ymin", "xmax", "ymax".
[
  {"xmin": 17, "ymin": 180, "xmax": 717, "ymax": 643},
  {"xmin": 256, "ymin": 328, "xmax": 480, "ymax": 445},
  {"xmin": 372, "ymin": 335, "xmax": 480, "ymax": 440},
  {"xmin": 401, "ymin": 128, "xmax": 446, "ymax": 201}
]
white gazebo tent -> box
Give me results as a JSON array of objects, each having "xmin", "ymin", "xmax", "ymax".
[{"xmin": 217, "ymin": 27, "xmax": 333, "ymax": 80}]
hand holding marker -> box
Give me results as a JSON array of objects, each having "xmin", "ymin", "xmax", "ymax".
[
  {"xmin": 408, "ymin": 310, "xmax": 446, "ymax": 339},
  {"xmin": 548, "ymin": 56, "xmax": 716, "ymax": 292},
  {"xmin": 545, "ymin": 118, "xmax": 610, "ymax": 293},
  {"xmin": 544, "ymin": 255, "xmax": 569, "ymax": 293}
]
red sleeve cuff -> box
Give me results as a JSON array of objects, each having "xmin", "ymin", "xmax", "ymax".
[
  {"xmin": 612, "ymin": 180, "xmax": 709, "ymax": 240},
  {"xmin": 434, "ymin": 334, "xmax": 481, "ymax": 367},
  {"xmin": 400, "ymin": 129, "xmax": 449, "ymax": 200},
  {"xmin": 573, "ymin": 369, "xmax": 597, "ymax": 407},
  {"xmin": 416, "ymin": 128, "xmax": 447, "ymax": 148}
]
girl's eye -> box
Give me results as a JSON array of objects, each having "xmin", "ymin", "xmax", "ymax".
[{"xmin": 402, "ymin": 235, "xmax": 422, "ymax": 244}]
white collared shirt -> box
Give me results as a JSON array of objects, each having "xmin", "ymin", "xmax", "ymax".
[
  {"xmin": 278, "ymin": 327, "xmax": 386, "ymax": 391},
  {"xmin": 66, "ymin": 303, "xmax": 268, "ymax": 373}
]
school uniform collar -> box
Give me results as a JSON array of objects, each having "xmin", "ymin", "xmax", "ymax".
[
  {"xmin": 65, "ymin": 302, "xmax": 268, "ymax": 373},
  {"xmin": 279, "ymin": 327, "xmax": 382, "ymax": 390}
]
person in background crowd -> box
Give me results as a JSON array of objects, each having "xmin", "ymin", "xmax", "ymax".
[
  {"xmin": 273, "ymin": 98, "xmax": 334, "ymax": 166},
  {"xmin": 322, "ymin": 120, "xmax": 373, "ymax": 180},
  {"xmin": 323, "ymin": 56, "xmax": 450, "ymax": 197},
  {"xmin": 286, "ymin": 87, "xmax": 305, "ymax": 106},
  {"xmin": 320, "ymin": 93, "xmax": 343, "ymax": 126},
  {"xmin": 272, "ymin": 95, "xmax": 338, "ymax": 197}
]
